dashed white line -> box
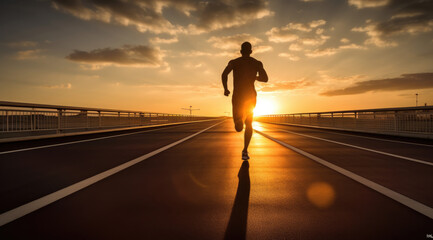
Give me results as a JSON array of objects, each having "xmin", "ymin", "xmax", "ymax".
[
  {"xmin": 0, "ymin": 121, "xmax": 223, "ymax": 227},
  {"xmin": 255, "ymin": 129, "xmax": 433, "ymax": 219}
]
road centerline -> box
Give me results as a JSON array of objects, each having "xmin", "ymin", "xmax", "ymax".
[{"xmin": 0, "ymin": 120, "xmax": 224, "ymax": 227}]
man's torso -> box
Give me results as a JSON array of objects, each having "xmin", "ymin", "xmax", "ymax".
[{"xmin": 230, "ymin": 56, "xmax": 260, "ymax": 100}]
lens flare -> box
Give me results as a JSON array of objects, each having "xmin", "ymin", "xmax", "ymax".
[{"xmin": 307, "ymin": 182, "xmax": 336, "ymax": 209}]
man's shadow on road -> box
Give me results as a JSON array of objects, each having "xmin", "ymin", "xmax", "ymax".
[{"xmin": 224, "ymin": 161, "xmax": 250, "ymax": 240}]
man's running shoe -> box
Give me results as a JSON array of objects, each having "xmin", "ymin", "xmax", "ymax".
[{"xmin": 242, "ymin": 151, "xmax": 250, "ymax": 160}]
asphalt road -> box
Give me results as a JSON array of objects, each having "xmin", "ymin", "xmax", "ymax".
[{"xmin": 0, "ymin": 119, "xmax": 432, "ymax": 239}]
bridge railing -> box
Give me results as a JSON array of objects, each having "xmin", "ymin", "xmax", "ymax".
[
  {"xmin": 0, "ymin": 101, "xmax": 216, "ymax": 138},
  {"xmin": 255, "ymin": 106, "xmax": 433, "ymax": 139}
]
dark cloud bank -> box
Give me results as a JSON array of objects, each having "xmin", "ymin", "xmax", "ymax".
[
  {"xmin": 377, "ymin": 0, "xmax": 433, "ymax": 35},
  {"xmin": 51, "ymin": 0, "xmax": 272, "ymax": 33},
  {"xmin": 321, "ymin": 73, "xmax": 433, "ymax": 96},
  {"xmin": 66, "ymin": 45, "xmax": 164, "ymax": 67}
]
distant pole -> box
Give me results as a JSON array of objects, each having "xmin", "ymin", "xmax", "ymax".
[
  {"xmin": 181, "ymin": 105, "xmax": 200, "ymax": 116},
  {"xmin": 415, "ymin": 93, "xmax": 418, "ymax": 106}
]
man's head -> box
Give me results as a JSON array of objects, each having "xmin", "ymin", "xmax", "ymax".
[{"xmin": 240, "ymin": 42, "xmax": 252, "ymax": 56}]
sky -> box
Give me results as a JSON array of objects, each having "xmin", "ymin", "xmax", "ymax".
[{"xmin": 0, "ymin": 0, "xmax": 432, "ymax": 116}]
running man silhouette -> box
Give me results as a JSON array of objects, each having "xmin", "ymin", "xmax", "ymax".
[{"xmin": 222, "ymin": 42, "xmax": 268, "ymax": 160}]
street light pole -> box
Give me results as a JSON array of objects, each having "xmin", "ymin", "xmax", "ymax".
[
  {"xmin": 416, "ymin": 93, "xmax": 418, "ymax": 107},
  {"xmin": 181, "ymin": 105, "xmax": 200, "ymax": 116}
]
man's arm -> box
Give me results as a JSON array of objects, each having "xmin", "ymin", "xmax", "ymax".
[
  {"xmin": 256, "ymin": 61, "xmax": 268, "ymax": 83},
  {"xmin": 221, "ymin": 61, "xmax": 233, "ymax": 96}
]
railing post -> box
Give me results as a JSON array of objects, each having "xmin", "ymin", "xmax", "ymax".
[
  {"xmin": 57, "ymin": 109, "xmax": 62, "ymax": 133},
  {"xmin": 394, "ymin": 111, "xmax": 398, "ymax": 132},
  {"xmin": 6, "ymin": 110, "xmax": 9, "ymax": 132},
  {"xmin": 98, "ymin": 111, "xmax": 102, "ymax": 128},
  {"xmin": 354, "ymin": 112, "xmax": 357, "ymax": 130},
  {"xmin": 134, "ymin": 112, "xmax": 137, "ymax": 125},
  {"xmin": 31, "ymin": 109, "xmax": 34, "ymax": 131},
  {"xmin": 331, "ymin": 112, "xmax": 334, "ymax": 127},
  {"xmin": 85, "ymin": 111, "xmax": 89, "ymax": 129}
]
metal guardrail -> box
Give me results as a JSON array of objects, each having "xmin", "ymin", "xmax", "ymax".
[
  {"xmin": 0, "ymin": 101, "xmax": 215, "ymax": 135},
  {"xmin": 255, "ymin": 106, "xmax": 433, "ymax": 139}
]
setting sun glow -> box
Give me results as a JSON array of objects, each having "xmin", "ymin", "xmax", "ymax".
[{"xmin": 254, "ymin": 98, "xmax": 278, "ymax": 116}]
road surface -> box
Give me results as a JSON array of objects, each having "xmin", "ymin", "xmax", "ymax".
[{"xmin": 0, "ymin": 119, "xmax": 432, "ymax": 239}]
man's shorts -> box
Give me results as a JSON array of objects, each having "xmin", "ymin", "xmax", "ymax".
[{"xmin": 232, "ymin": 96, "xmax": 256, "ymax": 124}]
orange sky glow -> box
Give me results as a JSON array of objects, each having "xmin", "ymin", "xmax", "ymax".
[{"xmin": 1, "ymin": 0, "xmax": 432, "ymax": 116}]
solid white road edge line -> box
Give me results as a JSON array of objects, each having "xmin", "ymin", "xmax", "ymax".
[
  {"xmin": 255, "ymin": 129, "xmax": 433, "ymax": 219},
  {"xmin": 0, "ymin": 121, "xmax": 216, "ymax": 155},
  {"xmin": 264, "ymin": 126, "xmax": 433, "ymax": 167},
  {"xmin": 312, "ymin": 128, "xmax": 433, "ymax": 148},
  {"xmin": 0, "ymin": 121, "xmax": 224, "ymax": 227}
]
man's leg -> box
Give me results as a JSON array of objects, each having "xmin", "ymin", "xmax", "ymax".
[
  {"xmin": 242, "ymin": 98, "xmax": 255, "ymax": 153},
  {"xmin": 243, "ymin": 112, "xmax": 253, "ymax": 153},
  {"xmin": 232, "ymin": 98, "xmax": 243, "ymax": 132}
]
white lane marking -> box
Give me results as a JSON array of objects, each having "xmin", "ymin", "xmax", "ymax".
[
  {"xmin": 255, "ymin": 129, "xmax": 433, "ymax": 219},
  {"xmin": 0, "ymin": 121, "xmax": 217, "ymax": 155},
  {"xmin": 0, "ymin": 121, "xmax": 224, "ymax": 227},
  {"xmin": 263, "ymin": 122, "xmax": 433, "ymax": 147},
  {"xmin": 317, "ymin": 129, "xmax": 433, "ymax": 148},
  {"xmin": 260, "ymin": 125, "xmax": 433, "ymax": 167}
]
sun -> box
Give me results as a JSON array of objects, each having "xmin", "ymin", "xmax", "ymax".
[{"xmin": 254, "ymin": 97, "xmax": 278, "ymax": 116}]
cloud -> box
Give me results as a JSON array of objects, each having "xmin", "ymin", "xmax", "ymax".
[
  {"xmin": 137, "ymin": 83, "xmax": 220, "ymax": 96},
  {"xmin": 300, "ymin": 35, "xmax": 329, "ymax": 46},
  {"xmin": 305, "ymin": 48, "xmax": 338, "ymax": 57},
  {"xmin": 289, "ymin": 43, "xmax": 303, "ymax": 51},
  {"xmin": 352, "ymin": 0, "xmax": 433, "ymax": 47},
  {"xmin": 348, "ymin": 0, "xmax": 390, "ymax": 9},
  {"xmin": 51, "ymin": 0, "xmax": 273, "ymax": 35},
  {"xmin": 304, "ymin": 43, "xmax": 365, "ymax": 58},
  {"xmin": 7, "ymin": 41, "xmax": 38, "ymax": 48},
  {"xmin": 352, "ymin": 22, "xmax": 398, "ymax": 47},
  {"xmin": 208, "ymin": 33, "xmax": 263, "ymax": 50},
  {"xmin": 190, "ymin": 0, "xmax": 274, "ymax": 33},
  {"xmin": 258, "ymin": 78, "xmax": 312, "ymax": 92},
  {"xmin": 41, "ymin": 83, "xmax": 72, "ymax": 89},
  {"xmin": 149, "ymin": 36, "xmax": 178, "ymax": 44},
  {"xmin": 320, "ymin": 73, "xmax": 433, "ymax": 96},
  {"xmin": 266, "ymin": 19, "xmax": 328, "ymax": 45},
  {"xmin": 340, "ymin": 38, "xmax": 350, "ymax": 43},
  {"xmin": 66, "ymin": 45, "xmax": 165, "ymax": 68},
  {"xmin": 318, "ymin": 71, "xmax": 366, "ymax": 85},
  {"xmin": 51, "ymin": 0, "xmax": 188, "ymax": 34},
  {"xmin": 254, "ymin": 45, "xmax": 273, "ymax": 53},
  {"xmin": 278, "ymin": 53, "xmax": 300, "ymax": 61},
  {"xmin": 338, "ymin": 43, "xmax": 366, "ymax": 49},
  {"xmin": 180, "ymin": 50, "xmax": 234, "ymax": 57},
  {"xmin": 310, "ymin": 20, "xmax": 326, "ymax": 28},
  {"xmin": 205, "ymin": 33, "xmax": 271, "ymax": 56},
  {"xmin": 376, "ymin": 14, "xmax": 433, "ymax": 36},
  {"xmin": 15, "ymin": 49, "xmax": 44, "ymax": 60}
]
